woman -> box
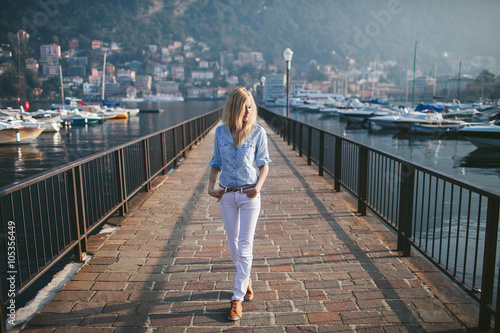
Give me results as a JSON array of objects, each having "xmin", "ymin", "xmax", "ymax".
[{"xmin": 208, "ymin": 87, "xmax": 271, "ymax": 321}]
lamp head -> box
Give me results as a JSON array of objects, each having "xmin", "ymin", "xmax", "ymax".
[{"xmin": 283, "ymin": 48, "xmax": 293, "ymax": 62}]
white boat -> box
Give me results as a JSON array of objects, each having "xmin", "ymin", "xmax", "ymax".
[
  {"xmin": 0, "ymin": 120, "xmax": 44, "ymax": 144},
  {"xmin": 51, "ymin": 97, "xmax": 87, "ymax": 111},
  {"xmin": 31, "ymin": 111, "xmax": 63, "ymax": 132},
  {"xmin": 98, "ymin": 106, "xmax": 139, "ymax": 119},
  {"xmin": 124, "ymin": 107, "xmax": 140, "ymax": 117},
  {"xmin": 143, "ymin": 93, "xmax": 184, "ymax": 102},
  {"xmin": 266, "ymin": 97, "xmax": 302, "ymax": 107},
  {"xmin": 338, "ymin": 107, "xmax": 398, "ymax": 123},
  {"xmin": 294, "ymin": 89, "xmax": 345, "ymax": 104},
  {"xmin": 98, "ymin": 108, "xmax": 128, "ymax": 120},
  {"xmin": 458, "ymin": 120, "xmax": 500, "ymax": 148},
  {"xmin": 369, "ymin": 110, "xmax": 463, "ymax": 131},
  {"xmin": 61, "ymin": 110, "xmax": 104, "ymax": 125},
  {"xmin": 409, "ymin": 123, "xmax": 465, "ymax": 135},
  {"xmin": 319, "ymin": 107, "xmax": 340, "ymax": 116}
]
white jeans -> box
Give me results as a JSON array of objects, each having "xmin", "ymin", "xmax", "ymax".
[{"xmin": 218, "ymin": 188, "xmax": 261, "ymax": 302}]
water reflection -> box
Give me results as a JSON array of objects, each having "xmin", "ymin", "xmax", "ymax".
[{"xmin": 460, "ymin": 149, "xmax": 500, "ymax": 168}]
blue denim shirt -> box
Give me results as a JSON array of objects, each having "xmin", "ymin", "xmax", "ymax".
[{"xmin": 209, "ymin": 124, "xmax": 271, "ymax": 189}]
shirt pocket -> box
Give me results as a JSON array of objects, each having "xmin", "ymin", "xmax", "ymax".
[
  {"xmin": 219, "ymin": 140, "xmax": 232, "ymax": 155},
  {"xmin": 240, "ymin": 142, "xmax": 255, "ymax": 157}
]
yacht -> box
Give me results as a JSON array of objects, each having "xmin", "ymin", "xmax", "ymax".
[
  {"xmin": 458, "ymin": 120, "xmax": 500, "ymax": 148},
  {"xmin": 337, "ymin": 107, "xmax": 398, "ymax": 123},
  {"xmin": 0, "ymin": 119, "xmax": 44, "ymax": 144},
  {"xmin": 370, "ymin": 110, "xmax": 464, "ymax": 131}
]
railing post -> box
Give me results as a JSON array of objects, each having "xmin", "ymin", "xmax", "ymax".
[
  {"xmin": 334, "ymin": 138, "xmax": 342, "ymax": 192},
  {"xmin": 160, "ymin": 132, "xmax": 167, "ymax": 175},
  {"xmin": 143, "ymin": 139, "xmax": 151, "ymax": 192},
  {"xmin": 496, "ymin": 265, "xmax": 500, "ymax": 333},
  {"xmin": 291, "ymin": 120, "xmax": 296, "ymax": 150},
  {"xmin": 287, "ymin": 118, "xmax": 291, "ymax": 145},
  {"xmin": 357, "ymin": 147, "xmax": 368, "ymax": 215},
  {"xmin": 298, "ymin": 123, "xmax": 303, "ymax": 157},
  {"xmin": 479, "ymin": 198, "xmax": 500, "ymax": 331},
  {"xmin": 397, "ymin": 162, "xmax": 414, "ymax": 257},
  {"xmin": 319, "ymin": 132, "xmax": 325, "ymax": 176},
  {"xmin": 115, "ymin": 149, "xmax": 127, "ymax": 216},
  {"xmin": 188, "ymin": 121, "xmax": 193, "ymax": 150},
  {"xmin": 307, "ymin": 127, "xmax": 312, "ymax": 166},
  {"xmin": 67, "ymin": 166, "xmax": 87, "ymax": 262},
  {"xmin": 172, "ymin": 127, "xmax": 178, "ymax": 167},
  {"xmin": 0, "ymin": 276, "xmax": 5, "ymax": 333},
  {"xmin": 182, "ymin": 123, "xmax": 187, "ymax": 158}
]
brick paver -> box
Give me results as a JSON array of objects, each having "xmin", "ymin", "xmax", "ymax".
[{"xmin": 20, "ymin": 119, "xmax": 480, "ymax": 332}]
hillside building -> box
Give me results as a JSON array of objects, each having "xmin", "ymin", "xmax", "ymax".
[
  {"xmin": 135, "ymin": 75, "xmax": 152, "ymax": 91},
  {"xmin": 40, "ymin": 44, "xmax": 60, "ymax": 65},
  {"xmin": 171, "ymin": 66, "xmax": 185, "ymax": 80},
  {"xmin": 116, "ymin": 69, "xmax": 135, "ymax": 85},
  {"xmin": 191, "ymin": 70, "xmax": 214, "ymax": 80},
  {"xmin": 263, "ymin": 74, "xmax": 285, "ymax": 103},
  {"xmin": 155, "ymin": 81, "xmax": 179, "ymax": 94},
  {"xmin": 25, "ymin": 58, "xmax": 39, "ymax": 72}
]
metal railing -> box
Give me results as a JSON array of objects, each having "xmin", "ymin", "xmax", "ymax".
[
  {"xmin": 0, "ymin": 109, "xmax": 222, "ymax": 332},
  {"xmin": 259, "ymin": 107, "xmax": 500, "ymax": 331}
]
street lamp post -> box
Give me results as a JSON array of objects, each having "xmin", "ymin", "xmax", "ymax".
[
  {"xmin": 260, "ymin": 76, "xmax": 266, "ymax": 103},
  {"xmin": 283, "ymin": 48, "xmax": 293, "ymax": 118}
]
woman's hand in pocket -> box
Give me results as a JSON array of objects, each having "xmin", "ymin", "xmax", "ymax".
[{"xmin": 244, "ymin": 187, "xmax": 259, "ymax": 199}]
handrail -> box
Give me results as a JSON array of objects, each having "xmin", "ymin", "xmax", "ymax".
[
  {"xmin": 259, "ymin": 106, "xmax": 500, "ymax": 331},
  {"xmin": 0, "ymin": 108, "xmax": 222, "ymax": 332}
]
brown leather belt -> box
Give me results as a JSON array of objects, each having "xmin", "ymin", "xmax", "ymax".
[{"xmin": 217, "ymin": 185, "xmax": 254, "ymax": 202}]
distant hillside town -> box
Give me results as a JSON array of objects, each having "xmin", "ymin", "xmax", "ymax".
[{"xmin": 1, "ymin": 30, "xmax": 499, "ymax": 105}]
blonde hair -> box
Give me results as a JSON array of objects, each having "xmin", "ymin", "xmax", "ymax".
[{"xmin": 221, "ymin": 87, "xmax": 257, "ymax": 146}]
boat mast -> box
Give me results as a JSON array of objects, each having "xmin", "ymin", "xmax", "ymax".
[
  {"xmin": 17, "ymin": 30, "xmax": 22, "ymax": 109},
  {"xmin": 457, "ymin": 60, "xmax": 462, "ymax": 103},
  {"xmin": 433, "ymin": 60, "xmax": 437, "ymax": 98},
  {"xmin": 405, "ymin": 59, "xmax": 409, "ymax": 106},
  {"xmin": 411, "ymin": 41, "xmax": 418, "ymax": 108},
  {"xmin": 102, "ymin": 53, "xmax": 107, "ymax": 101},
  {"xmin": 59, "ymin": 65, "xmax": 64, "ymax": 108},
  {"xmin": 371, "ymin": 55, "xmax": 377, "ymax": 99}
]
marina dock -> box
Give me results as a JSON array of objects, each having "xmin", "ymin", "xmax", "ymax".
[{"xmin": 19, "ymin": 120, "xmax": 480, "ymax": 332}]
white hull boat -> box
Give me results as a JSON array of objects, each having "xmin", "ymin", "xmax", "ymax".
[
  {"xmin": 0, "ymin": 120, "xmax": 44, "ymax": 144},
  {"xmin": 370, "ymin": 111, "xmax": 463, "ymax": 131},
  {"xmin": 409, "ymin": 123, "xmax": 465, "ymax": 135},
  {"xmin": 338, "ymin": 107, "xmax": 398, "ymax": 123},
  {"xmin": 458, "ymin": 121, "xmax": 500, "ymax": 148}
]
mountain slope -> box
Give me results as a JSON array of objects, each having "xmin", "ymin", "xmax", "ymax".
[{"xmin": 1, "ymin": 0, "xmax": 499, "ymax": 71}]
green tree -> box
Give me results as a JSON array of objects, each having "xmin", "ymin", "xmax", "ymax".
[
  {"xmin": 306, "ymin": 64, "xmax": 326, "ymax": 82},
  {"xmin": 475, "ymin": 70, "xmax": 495, "ymax": 83}
]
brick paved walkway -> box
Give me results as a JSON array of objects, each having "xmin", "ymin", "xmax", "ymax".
[{"xmin": 20, "ymin": 119, "xmax": 480, "ymax": 332}]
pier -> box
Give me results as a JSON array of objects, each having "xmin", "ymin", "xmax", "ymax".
[{"xmin": 16, "ymin": 119, "xmax": 479, "ymax": 332}]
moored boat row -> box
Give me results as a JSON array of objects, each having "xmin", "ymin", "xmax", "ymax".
[
  {"xmin": 266, "ymin": 90, "xmax": 500, "ymax": 148},
  {"xmin": 0, "ymin": 103, "xmax": 141, "ymax": 145}
]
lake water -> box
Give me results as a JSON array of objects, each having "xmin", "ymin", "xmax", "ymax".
[
  {"xmin": 1, "ymin": 101, "xmax": 500, "ymax": 196},
  {"xmin": 268, "ymin": 106, "xmax": 500, "ymax": 195},
  {"xmin": 0, "ymin": 100, "xmax": 224, "ymax": 189}
]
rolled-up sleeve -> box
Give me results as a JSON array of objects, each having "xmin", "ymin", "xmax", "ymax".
[
  {"xmin": 255, "ymin": 128, "xmax": 271, "ymax": 168},
  {"xmin": 209, "ymin": 129, "xmax": 222, "ymax": 169}
]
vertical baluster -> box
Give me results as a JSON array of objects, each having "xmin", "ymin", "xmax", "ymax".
[
  {"xmin": 334, "ymin": 138, "xmax": 341, "ymax": 192},
  {"xmin": 397, "ymin": 162, "xmax": 414, "ymax": 257},
  {"xmin": 479, "ymin": 198, "xmax": 499, "ymax": 330},
  {"xmin": 28, "ymin": 186, "xmax": 39, "ymax": 273},
  {"xmin": 319, "ymin": 132, "xmax": 325, "ymax": 177},
  {"xmin": 357, "ymin": 146, "xmax": 368, "ymax": 216},
  {"xmin": 454, "ymin": 187, "xmax": 464, "ymax": 276}
]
